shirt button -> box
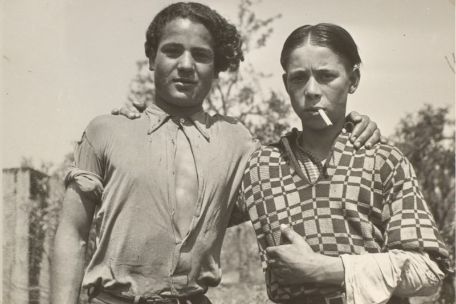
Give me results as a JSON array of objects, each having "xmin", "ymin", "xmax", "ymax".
[{"xmin": 179, "ymin": 118, "xmax": 186, "ymax": 125}]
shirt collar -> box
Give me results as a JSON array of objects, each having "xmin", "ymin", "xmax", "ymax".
[
  {"xmin": 145, "ymin": 104, "xmax": 210, "ymax": 141},
  {"xmin": 281, "ymin": 123, "xmax": 355, "ymax": 178}
]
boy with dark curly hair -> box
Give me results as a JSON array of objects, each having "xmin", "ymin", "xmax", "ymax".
[
  {"xmin": 51, "ymin": 3, "xmax": 381, "ymax": 304},
  {"xmin": 51, "ymin": 4, "xmax": 256, "ymax": 304}
]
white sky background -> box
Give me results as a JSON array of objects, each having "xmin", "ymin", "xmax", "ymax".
[{"xmin": 1, "ymin": 0, "xmax": 455, "ymax": 168}]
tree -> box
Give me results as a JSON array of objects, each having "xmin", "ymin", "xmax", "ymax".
[{"xmin": 392, "ymin": 104, "xmax": 455, "ymax": 304}]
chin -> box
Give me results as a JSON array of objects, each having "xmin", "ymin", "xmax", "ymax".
[
  {"xmin": 169, "ymin": 97, "xmax": 203, "ymax": 108},
  {"xmin": 302, "ymin": 122, "xmax": 330, "ymax": 131}
]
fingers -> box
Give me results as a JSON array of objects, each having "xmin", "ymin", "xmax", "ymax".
[
  {"xmin": 266, "ymin": 247, "xmax": 279, "ymax": 259},
  {"xmin": 266, "ymin": 258, "xmax": 277, "ymax": 266},
  {"xmin": 280, "ymin": 224, "xmax": 303, "ymax": 245},
  {"xmin": 113, "ymin": 99, "xmax": 146, "ymax": 120},
  {"xmin": 268, "ymin": 263, "xmax": 290, "ymax": 285},
  {"xmin": 350, "ymin": 115, "xmax": 370, "ymax": 148},
  {"xmin": 364, "ymin": 129, "xmax": 382, "ymax": 149},
  {"xmin": 380, "ymin": 135, "xmax": 389, "ymax": 145},
  {"xmin": 119, "ymin": 104, "xmax": 141, "ymax": 120},
  {"xmin": 347, "ymin": 110, "xmax": 362, "ymax": 122},
  {"xmin": 356, "ymin": 120, "xmax": 379, "ymax": 149}
]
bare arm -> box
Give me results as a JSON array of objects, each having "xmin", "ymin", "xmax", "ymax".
[
  {"xmin": 266, "ymin": 226, "xmax": 443, "ymax": 300},
  {"xmin": 51, "ymin": 183, "xmax": 97, "ymax": 304},
  {"xmin": 266, "ymin": 225, "xmax": 344, "ymax": 286}
]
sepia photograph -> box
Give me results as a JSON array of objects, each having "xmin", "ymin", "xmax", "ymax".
[{"xmin": 2, "ymin": 0, "xmax": 455, "ymax": 303}]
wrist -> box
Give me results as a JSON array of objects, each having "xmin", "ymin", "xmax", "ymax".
[{"xmin": 315, "ymin": 255, "xmax": 345, "ymax": 285}]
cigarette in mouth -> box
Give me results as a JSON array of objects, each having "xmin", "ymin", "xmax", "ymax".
[{"xmin": 318, "ymin": 109, "xmax": 333, "ymax": 126}]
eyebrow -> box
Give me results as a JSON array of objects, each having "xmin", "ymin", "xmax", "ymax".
[
  {"xmin": 160, "ymin": 42, "xmax": 213, "ymax": 52},
  {"xmin": 288, "ymin": 67, "xmax": 337, "ymax": 74}
]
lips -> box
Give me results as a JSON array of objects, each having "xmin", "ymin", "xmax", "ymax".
[
  {"xmin": 303, "ymin": 107, "xmax": 323, "ymax": 113},
  {"xmin": 173, "ymin": 78, "xmax": 197, "ymax": 85}
]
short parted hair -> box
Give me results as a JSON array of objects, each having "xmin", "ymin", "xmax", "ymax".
[
  {"xmin": 280, "ymin": 23, "xmax": 361, "ymax": 71},
  {"xmin": 145, "ymin": 2, "xmax": 244, "ymax": 75}
]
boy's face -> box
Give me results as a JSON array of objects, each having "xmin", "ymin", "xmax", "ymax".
[
  {"xmin": 283, "ymin": 43, "xmax": 359, "ymax": 130},
  {"xmin": 150, "ymin": 18, "xmax": 215, "ymax": 110}
]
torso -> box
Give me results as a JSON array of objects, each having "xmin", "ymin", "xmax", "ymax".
[{"xmin": 78, "ymin": 109, "xmax": 257, "ymax": 297}]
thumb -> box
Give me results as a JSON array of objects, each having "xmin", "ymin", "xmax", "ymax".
[{"xmin": 280, "ymin": 224, "xmax": 304, "ymax": 245}]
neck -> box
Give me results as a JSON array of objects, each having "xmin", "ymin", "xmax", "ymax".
[
  {"xmin": 154, "ymin": 98, "xmax": 203, "ymax": 118},
  {"xmin": 299, "ymin": 119, "xmax": 345, "ymax": 160}
]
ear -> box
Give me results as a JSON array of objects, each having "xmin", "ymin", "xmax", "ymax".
[
  {"xmin": 282, "ymin": 73, "xmax": 289, "ymax": 93},
  {"xmin": 348, "ymin": 66, "xmax": 360, "ymax": 94}
]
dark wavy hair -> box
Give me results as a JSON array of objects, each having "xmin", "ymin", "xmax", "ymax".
[
  {"xmin": 280, "ymin": 23, "xmax": 361, "ymax": 71},
  {"xmin": 145, "ymin": 2, "xmax": 244, "ymax": 75}
]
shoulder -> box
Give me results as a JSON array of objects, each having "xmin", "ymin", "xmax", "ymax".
[
  {"xmin": 208, "ymin": 114, "xmax": 257, "ymax": 152},
  {"xmin": 369, "ymin": 143, "xmax": 413, "ymax": 182},
  {"xmin": 209, "ymin": 114, "xmax": 251, "ymax": 136},
  {"xmin": 85, "ymin": 114, "xmax": 125, "ymax": 132},
  {"xmin": 83, "ymin": 114, "xmax": 130, "ymax": 143},
  {"xmin": 372, "ymin": 143, "xmax": 407, "ymax": 166},
  {"xmin": 338, "ymin": 129, "xmax": 406, "ymax": 166},
  {"xmin": 248, "ymin": 143, "xmax": 283, "ymax": 164}
]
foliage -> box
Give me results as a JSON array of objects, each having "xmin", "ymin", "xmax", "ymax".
[{"xmin": 392, "ymin": 104, "xmax": 455, "ymax": 304}]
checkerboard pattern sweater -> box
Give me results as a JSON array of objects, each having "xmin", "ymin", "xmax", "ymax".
[{"xmin": 238, "ymin": 130, "xmax": 449, "ymax": 302}]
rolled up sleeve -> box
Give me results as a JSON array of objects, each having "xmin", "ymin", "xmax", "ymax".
[
  {"xmin": 65, "ymin": 131, "xmax": 104, "ymax": 202},
  {"xmin": 341, "ymin": 250, "xmax": 444, "ymax": 304}
]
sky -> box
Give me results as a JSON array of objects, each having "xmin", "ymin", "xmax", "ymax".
[{"xmin": 1, "ymin": 0, "xmax": 455, "ymax": 168}]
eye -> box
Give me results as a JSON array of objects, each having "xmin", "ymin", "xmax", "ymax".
[
  {"xmin": 316, "ymin": 71, "xmax": 337, "ymax": 83},
  {"xmin": 288, "ymin": 72, "xmax": 309, "ymax": 84},
  {"xmin": 161, "ymin": 45, "xmax": 183, "ymax": 58},
  {"xmin": 191, "ymin": 48, "xmax": 214, "ymax": 64}
]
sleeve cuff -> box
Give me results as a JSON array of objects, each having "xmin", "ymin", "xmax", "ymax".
[
  {"xmin": 64, "ymin": 166, "xmax": 103, "ymax": 201},
  {"xmin": 341, "ymin": 250, "xmax": 444, "ymax": 304},
  {"xmin": 341, "ymin": 252, "xmax": 403, "ymax": 304}
]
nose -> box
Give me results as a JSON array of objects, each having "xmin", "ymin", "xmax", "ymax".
[
  {"xmin": 177, "ymin": 51, "xmax": 195, "ymax": 74},
  {"xmin": 304, "ymin": 76, "xmax": 321, "ymax": 100}
]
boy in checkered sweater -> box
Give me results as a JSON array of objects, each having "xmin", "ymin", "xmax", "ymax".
[{"xmin": 235, "ymin": 24, "xmax": 449, "ymax": 304}]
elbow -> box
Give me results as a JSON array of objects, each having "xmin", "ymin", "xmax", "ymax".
[
  {"xmin": 406, "ymin": 269, "xmax": 443, "ymax": 297},
  {"xmin": 394, "ymin": 258, "xmax": 445, "ymax": 297}
]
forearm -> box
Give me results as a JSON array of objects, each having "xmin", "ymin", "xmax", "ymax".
[
  {"xmin": 266, "ymin": 226, "xmax": 346, "ymax": 286},
  {"xmin": 50, "ymin": 184, "xmax": 96, "ymax": 304},
  {"xmin": 312, "ymin": 255, "xmax": 345, "ymax": 285},
  {"xmin": 270, "ymin": 251, "xmax": 345, "ymax": 286},
  {"xmin": 50, "ymin": 223, "xmax": 88, "ymax": 304}
]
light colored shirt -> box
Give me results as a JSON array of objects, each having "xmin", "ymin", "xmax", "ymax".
[
  {"xmin": 342, "ymin": 250, "xmax": 444, "ymax": 304},
  {"xmin": 65, "ymin": 104, "xmax": 259, "ymax": 298}
]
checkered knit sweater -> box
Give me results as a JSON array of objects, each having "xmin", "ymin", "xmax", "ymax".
[{"xmin": 238, "ymin": 130, "xmax": 449, "ymax": 302}]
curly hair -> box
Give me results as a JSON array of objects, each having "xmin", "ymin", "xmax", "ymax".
[{"xmin": 145, "ymin": 2, "xmax": 244, "ymax": 75}]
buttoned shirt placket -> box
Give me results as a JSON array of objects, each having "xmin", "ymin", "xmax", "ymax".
[{"xmin": 147, "ymin": 110, "xmax": 208, "ymax": 292}]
